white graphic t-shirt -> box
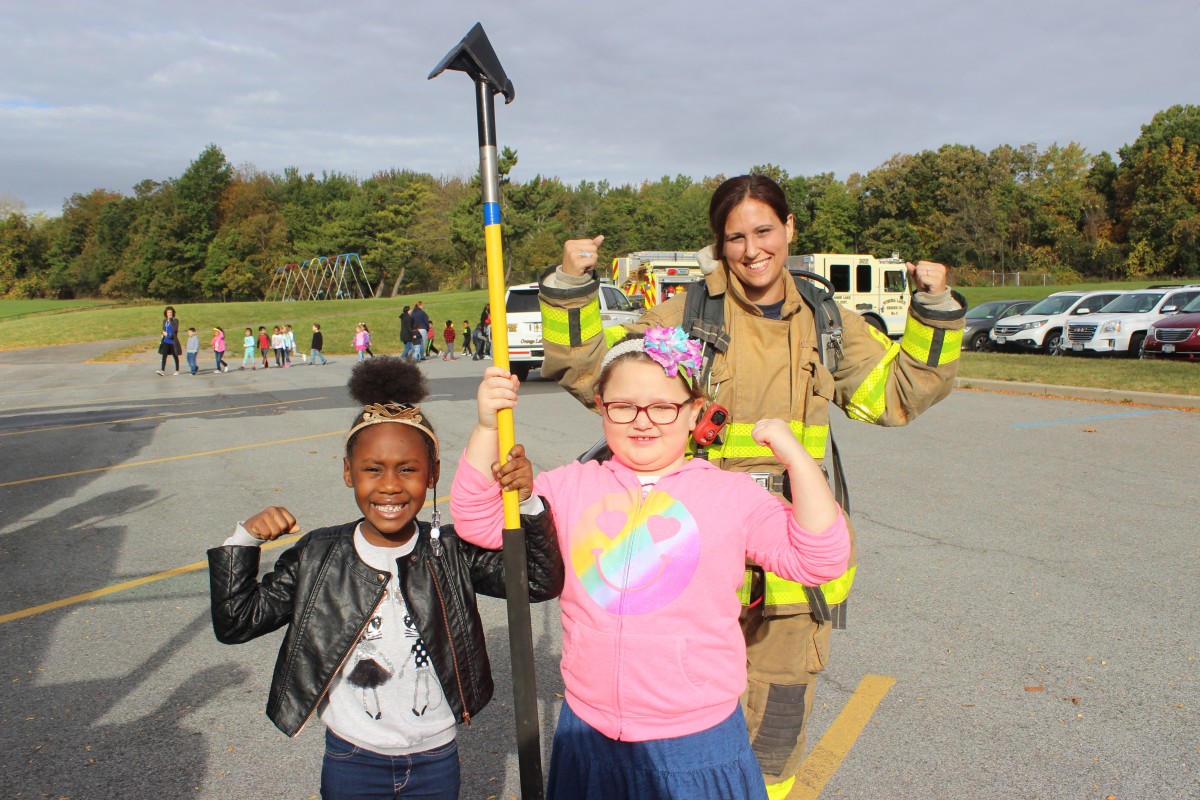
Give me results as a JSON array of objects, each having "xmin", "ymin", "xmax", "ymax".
[{"xmin": 318, "ymin": 525, "xmax": 456, "ymax": 755}]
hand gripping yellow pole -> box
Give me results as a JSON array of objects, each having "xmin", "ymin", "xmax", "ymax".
[{"xmin": 430, "ymin": 24, "xmax": 544, "ymax": 800}]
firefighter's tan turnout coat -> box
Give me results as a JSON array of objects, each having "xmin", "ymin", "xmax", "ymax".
[{"xmin": 538, "ymin": 253, "xmax": 965, "ymax": 616}]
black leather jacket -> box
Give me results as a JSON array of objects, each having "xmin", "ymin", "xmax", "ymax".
[{"xmin": 208, "ymin": 511, "xmax": 562, "ymax": 737}]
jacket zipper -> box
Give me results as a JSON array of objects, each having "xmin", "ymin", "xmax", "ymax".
[
  {"xmin": 427, "ymin": 557, "xmax": 471, "ymax": 726},
  {"xmin": 294, "ymin": 574, "xmax": 388, "ymax": 737},
  {"xmin": 613, "ymin": 481, "xmax": 644, "ymax": 739}
]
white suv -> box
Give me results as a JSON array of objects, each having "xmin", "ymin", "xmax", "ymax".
[
  {"xmin": 505, "ymin": 282, "xmax": 640, "ymax": 381},
  {"xmin": 990, "ymin": 290, "xmax": 1125, "ymax": 356},
  {"xmin": 1065, "ymin": 286, "xmax": 1200, "ymax": 357}
]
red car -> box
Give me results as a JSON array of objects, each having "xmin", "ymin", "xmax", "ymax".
[{"xmin": 1142, "ymin": 294, "xmax": 1200, "ymax": 360}]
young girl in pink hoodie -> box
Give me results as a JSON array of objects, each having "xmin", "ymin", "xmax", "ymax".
[{"xmin": 451, "ymin": 327, "xmax": 850, "ymax": 800}]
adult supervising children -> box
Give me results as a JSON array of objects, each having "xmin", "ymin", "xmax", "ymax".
[
  {"xmin": 410, "ymin": 301, "xmax": 430, "ymax": 362},
  {"xmin": 156, "ymin": 306, "xmax": 181, "ymax": 376},
  {"xmin": 400, "ymin": 306, "xmax": 415, "ymax": 360},
  {"xmin": 538, "ymin": 174, "xmax": 966, "ymax": 798}
]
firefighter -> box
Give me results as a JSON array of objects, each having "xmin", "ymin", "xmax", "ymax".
[{"xmin": 537, "ymin": 174, "xmax": 965, "ymax": 799}]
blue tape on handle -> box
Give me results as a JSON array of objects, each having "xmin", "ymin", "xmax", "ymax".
[{"xmin": 483, "ymin": 202, "xmax": 501, "ymax": 227}]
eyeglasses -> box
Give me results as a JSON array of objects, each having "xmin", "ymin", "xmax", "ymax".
[{"xmin": 601, "ymin": 401, "xmax": 690, "ymax": 425}]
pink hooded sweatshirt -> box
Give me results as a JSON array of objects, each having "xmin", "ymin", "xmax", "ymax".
[{"xmin": 450, "ymin": 455, "xmax": 849, "ymax": 742}]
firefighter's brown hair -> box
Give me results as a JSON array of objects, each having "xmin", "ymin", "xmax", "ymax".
[{"xmin": 708, "ymin": 174, "xmax": 791, "ymax": 260}]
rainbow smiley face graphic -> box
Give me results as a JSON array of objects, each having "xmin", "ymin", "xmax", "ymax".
[{"xmin": 570, "ymin": 489, "xmax": 701, "ymax": 615}]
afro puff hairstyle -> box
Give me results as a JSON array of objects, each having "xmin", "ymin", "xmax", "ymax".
[{"xmin": 344, "ymin": 356, "xmax": 438, "ymax": 464}]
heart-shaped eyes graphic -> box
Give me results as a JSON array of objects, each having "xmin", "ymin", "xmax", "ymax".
[
  {"xmin": 596, "ymin": 510, "xmax": 628, "ymax": 541},
  {"xmin": 647, "ymin": 515, "xmax": 680, "ymax": 544}
]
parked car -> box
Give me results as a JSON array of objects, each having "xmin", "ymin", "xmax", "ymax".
[
  {"xmin": 505, "ymin": 281, "xmax": 640, "ymax": 381},
  {"xmin": 1065, "ymin": 286, "xmax": 1200, "ymax": 357},
  {"xmin": 1142, "ymin": 294, "xmax": 1200, "ymax": 361},
  {"xmin": 990, "ymin": 290, "xmax": 1125, "ymax": 355},
  {"xmin": 962, "ymin": 299, "xmax": 1037, "ymax": 351}
]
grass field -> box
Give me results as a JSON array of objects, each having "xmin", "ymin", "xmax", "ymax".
[
  {"xmin": 0, "ymin": 298, "xmax": 122, "ymax": 321},
  {"xmin": 1, "ymin": 279, "xmax": 1195, "ymax": 395},
  {"xmin": 0, "ymin": 292, "xmax": 489, "ymax": 356}
]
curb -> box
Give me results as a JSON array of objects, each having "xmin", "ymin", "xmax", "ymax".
[{"xmin": 954, "ymin": 377, "xmax": 1200, "ymax": 410}]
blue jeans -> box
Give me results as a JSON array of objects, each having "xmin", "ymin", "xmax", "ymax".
[
  {"xmin": 311, "ymin": 349, "xmax": 327, "ymax": 364},
  {"xmin": 321, "ymin": 730, "xmax": 459, "ymax": 800},
  {"xmin": 186, "ymin": 352, "xmax": 198, "ymax": 374},
  {"xmin": 402, "ymin": 341, "xmax": 415, "ymax": 360}
]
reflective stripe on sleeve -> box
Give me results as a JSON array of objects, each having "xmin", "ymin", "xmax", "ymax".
[
  {"xmin": 579, "ymin": 297, "xmax": 603, "ymax": 343},
  {"xmin": 901, "ymin": 315, "xmax": 962, "ymax": 366},
  {"xmin": 541, "ymin": 297, "xmax": 604, "ymax": 348},
  {"xmin": 604, "ymin": 325, "xmax": 629, "ymax": 348},
  {"xmin": 541, "ymin": 303, "xmax": 571, "ymax": 346},
  {"xmin": 736, "ymin": 565, "xmax": 857, "ymax": 607},
  {"xmin": 706, "ymin": 421, "xmax": 828, "ymax": 461}
]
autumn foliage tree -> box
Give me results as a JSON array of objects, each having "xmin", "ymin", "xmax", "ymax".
[{"xmin": 2, "ymin": 106, "xmax": 1198, "ymax": 300}]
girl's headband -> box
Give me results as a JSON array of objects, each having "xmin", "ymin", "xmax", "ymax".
[
  {"xmin": 600, "ymin": 326, "xmax": 703, "ymax": 381},
  {"xmin": 346, "ymin": 403, "xmax": 440, "ymax": 458}
]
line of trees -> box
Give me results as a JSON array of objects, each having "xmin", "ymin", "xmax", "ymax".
[{"xmin": 2, "ymin": 105, "xmax": 1198, "ymax": 301}]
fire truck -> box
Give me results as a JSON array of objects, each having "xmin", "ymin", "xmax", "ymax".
[
  {"xmin": 611, "ymin": 252, "xmax": 706, "ymax": 308},
  {"xmin": 787, "ymin": 253, "xmax": 911, "ymax": 337}
]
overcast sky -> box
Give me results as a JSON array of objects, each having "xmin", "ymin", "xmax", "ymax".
[{"xmin": 2, "ymin": 0, "xmax": 1195, "ymax": 216}]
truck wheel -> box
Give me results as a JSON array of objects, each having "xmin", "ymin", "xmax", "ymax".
[
  {"xmin": 1127, "ymin": 332, "xmax": 1145, "ymax": 359},
  {"xmin": 1044, "ymin": 331, "xmax": 1064, "ymax": 356},
  {"xmin": 512, "ymin": 364, "xmax": 532, "ymax": 382},
  {"xmin": 970, "ymin": 331, "xmax": 991, "ymax": 352}
]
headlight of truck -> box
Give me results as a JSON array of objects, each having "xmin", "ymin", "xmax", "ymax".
[
  {"xmin": 1017, "ymin": 319, "xmax": 1047, "ymax": 331},
  {"xmin": 1146, "ymin": 328, "xmax": 1156, "ymax": 341},
  {"xmin": 1100, "ymin": 320, "xmax": 1120, "ymax": 334}
]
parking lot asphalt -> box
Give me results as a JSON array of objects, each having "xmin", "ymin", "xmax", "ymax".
[{"xmin": 0, "ymin": 345, "xmax": 1196, "ymax": 799}]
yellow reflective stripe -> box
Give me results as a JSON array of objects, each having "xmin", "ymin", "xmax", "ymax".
[
  {"xmin": 541, "ymin": 303, "xmax": 570, "ymax": 346},
  {"xmin": 579, "ymin": 297, "xmax": 602, "ymax": 342},
  {"xmin": 799, "ymin": 422, "xmax": 828, "ymax": 461},
  {"xmin": 845, "ymin": 343, "xmax": 900, "ymax": 423},
  {"xmin": 901, "ymin": 316, "xmax": 961, "ymax": 366},
  {"xmin": 763, "ymin": 565, "xmax": 856, "ymax": 606},
  {"xmin": 737, "ymin": 565, "xmax": 857, "ymax": 607},
  {"xmin": 866, "ymin": 324, "xmax": 892, "ymax": 348},
  {"xmin": 604, "ymin": 324, "xmax": 629, "ymax": 348},
  {"xmin": 736, "ymin": 568, "xmax": 754, "ymax": 604},
  {"xmin": 940, "ymin": 327, "xmax": 962, "ymax": 363},
  {"xmin": 818, "ymin": 564, "xmax": 855, "ymax": 605},
  {"xmin": 706, "ymin": 421, "xmax": 826, "ymax": 461}
]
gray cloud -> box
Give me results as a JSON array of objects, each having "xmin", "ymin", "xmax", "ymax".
[{"xmin": 1, "ymin": 0, "xmax": 1194, "ymax": 214}]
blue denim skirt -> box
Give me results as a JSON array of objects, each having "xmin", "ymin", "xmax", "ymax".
[{"xmin": 546, "ymin": 701, "xmax": 767, "ymax": 800}]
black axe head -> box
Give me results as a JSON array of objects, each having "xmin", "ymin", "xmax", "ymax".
[{"xmin": 428, "ymin": 22, "xmax": 515, "ymax": 104}]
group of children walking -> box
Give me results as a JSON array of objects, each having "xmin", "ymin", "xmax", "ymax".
[
  {"xmin": 169, "ymin": 322, "xmax": 329, "ymax": 375},
  {"xmin": 209, "ymin": 326, "xmax": 850, "ymax": 799}
]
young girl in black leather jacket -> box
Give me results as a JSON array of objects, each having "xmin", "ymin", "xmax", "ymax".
[{"xmin": 208, "ymin": 356, "xmax": 563, "ymax": 800}]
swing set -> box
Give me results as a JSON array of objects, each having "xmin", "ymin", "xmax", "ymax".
[{"xmin": 265, "ymin": 253, "xmax": 373, "ymax": 301}]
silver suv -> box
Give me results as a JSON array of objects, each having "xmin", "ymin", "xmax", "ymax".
[{"xmin": 990, "ymin": 290, "xmax": 1125, "ymax": 355}]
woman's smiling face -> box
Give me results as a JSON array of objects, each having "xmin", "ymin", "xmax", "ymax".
[
  {"xmin": 722, "ymin": 198, "xmax": 794, "ymax": 305},
  {"xmin": 343, "ymin": 423, "xmax": 437, "ymax": 547}
]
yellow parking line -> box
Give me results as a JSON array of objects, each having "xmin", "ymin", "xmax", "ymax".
[
  {"xmin": 0, "ymin": 494, "xmax": 452, "ymax": 625},
  {"xmin": 1, "ymin": 390, "xmax": 200, "ymax": 413},
  {"xmin": 0, "ymin": 396, "xmax": 326, "ymax": 437},
  {"xmin": 0, "ymin": 535, "xmax": 301, "ymax": 625},
  {"xmin": 0, "ymin": 374, "xmax": 156, "ymax": 398},
  {"xmin": 0, "ymin": 430, "xmax": 344, "ymax": 488},
  {"xmin": 790, "ymin": 674, "xmax": 897, "ymax": 799}
]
